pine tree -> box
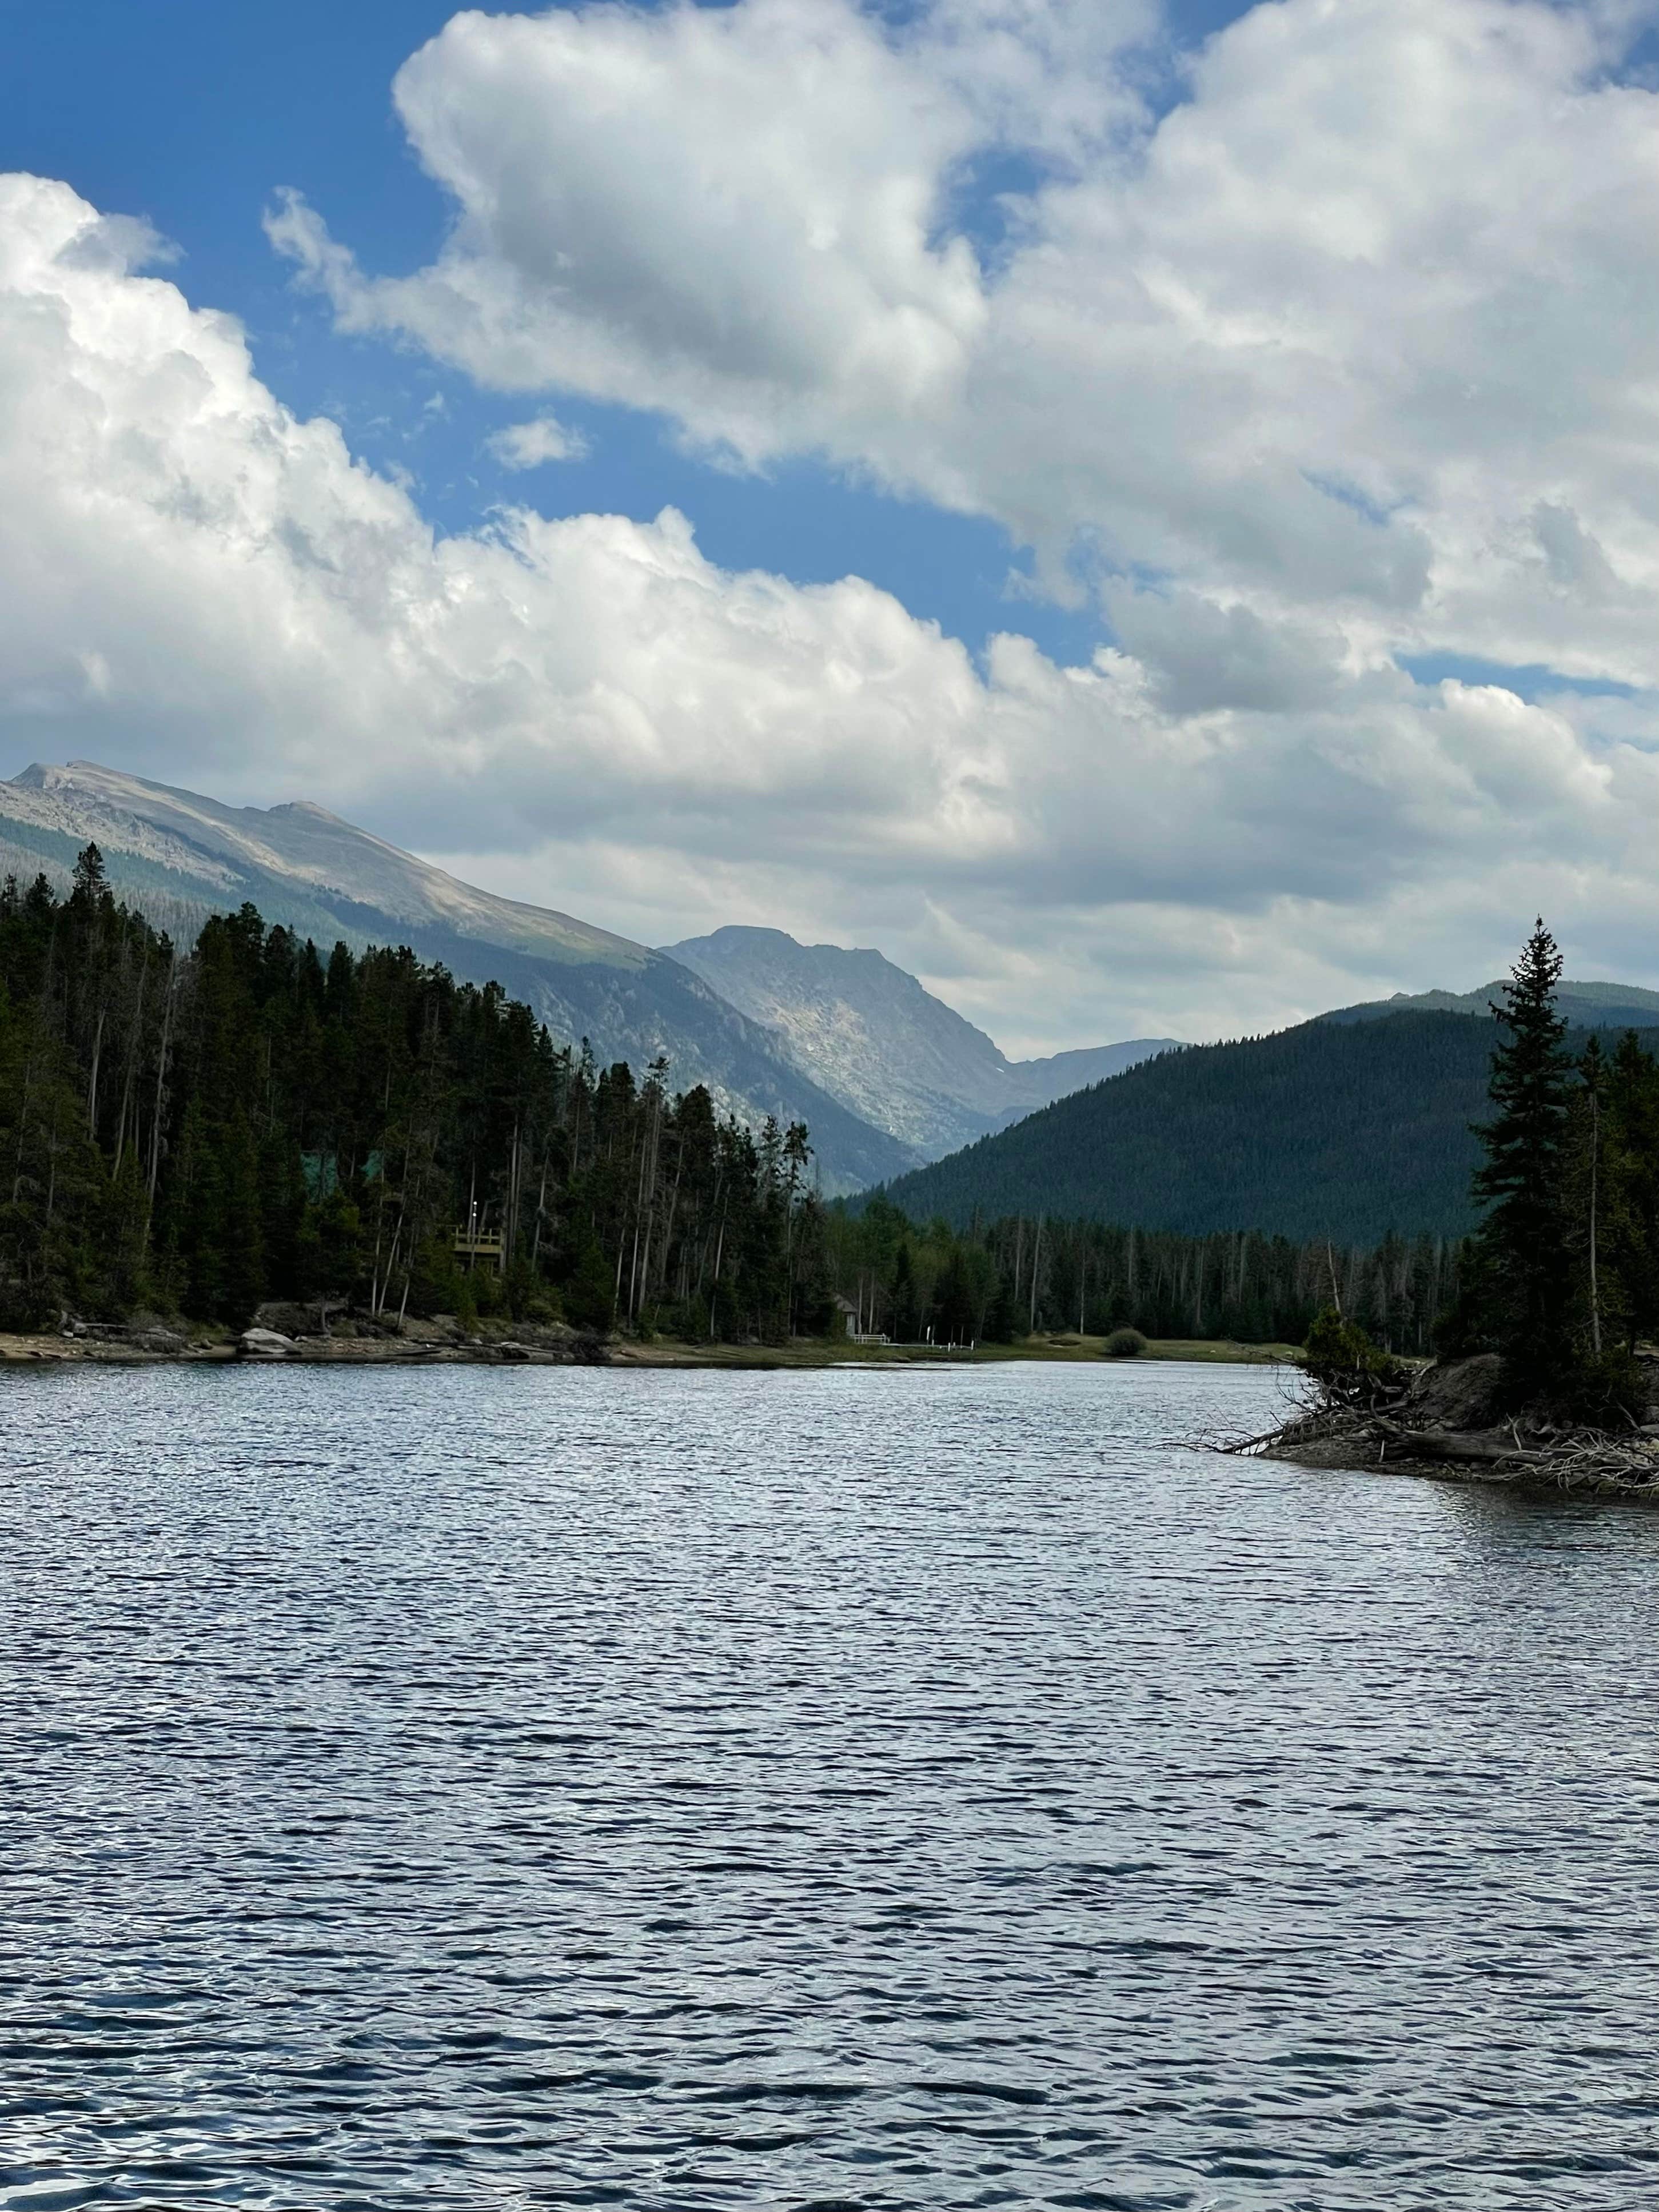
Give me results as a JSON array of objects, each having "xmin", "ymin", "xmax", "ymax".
[
  {"xmin": 933, "ymin": 1248, "xmax": 975, "ymax": 1344},
  {"xmin": 70, "ymin": 842, "xmax": 108, "ymax": 905},
  {"xmin": 891, "ymin": 1241, "xmax": 918, "ymax": 1341},
  {"xmin": 1562, "ymin": 1034, "xmax": 1609, "ymax": 1355},
  {"xmin": 96, "ymin": 1148, "xmax": 153, "ymax": 1317},
  {"xmin": 1470, "ymin": 920, "xmax": 1574, "ymax": 1373},
  {"xmin": 1606, "ymin": 1031, "xmax": 1659, "ymax": 1354}
]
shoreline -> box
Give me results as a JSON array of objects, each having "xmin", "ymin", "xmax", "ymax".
[
  {"xmin": 1241, "ymin": 1361, "xmax": 1659, "ymax": 1506},
  {"xmin": 1261, "ymin": 1433, "xmax": 1659, "ymax": 1506},
  {"xmin": 0, "ymin": 1325, "xmax": 1302, "ymax": 1372}
]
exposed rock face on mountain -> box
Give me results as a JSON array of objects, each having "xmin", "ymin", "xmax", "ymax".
[
  {"xmin": 1, "ymin": 759, "xmax": 644, "ymax": 963},
  {"xmin": 663, "ymin": 925, "xmax": 1180, "ymax": 1158},
  {"xmin": 0, "ymin": 763, "xmax": 915, "ymax": 1194},
  {"xmin": 0, "ymin": 765, "xmax": 1175, "ymax": 1187}
]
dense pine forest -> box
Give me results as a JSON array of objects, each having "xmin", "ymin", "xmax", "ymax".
[
  {"xmin": 824, "ymin": 1201, "xmax": 1463, "ymax": 1354},
  {"xmin": 0, "ymin": 849, "xmax": 1467, "ymax": 1350},
  {"xmin": 875, "ymin": 1005, "xmax": 1659, "ymax": 1245},
  {"xmin": 0, "ymin": 851, "xmax": 832, "ymax": 1339},
  {"xmin": 1285, "ymin": 924, "xmax": 1659, "ymax": 1435}
]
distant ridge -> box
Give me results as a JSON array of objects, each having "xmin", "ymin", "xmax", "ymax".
[
  {"xmin": 1323, "ymin": 977, "xmax": 1659, "ymax": 1031},
  {"xmin": 3, "ymin": 760, "xmax": 643, "ymax": 966},
  {"xmin": 664, "ymin": 924, "xmax": 1179, "ymax": 1160}
]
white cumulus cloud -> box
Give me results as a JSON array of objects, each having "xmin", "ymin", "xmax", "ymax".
[
  {"xmin": 5, "ymin": 166, "xmax": 1659, "ymax": 1048},
  {"xmin": 486, "ymin": 414, "xmax": 589, "ymax": 468},
  {"xmin": 270, "ymin": 0, "xmax": 1659, "ymax": 681}
]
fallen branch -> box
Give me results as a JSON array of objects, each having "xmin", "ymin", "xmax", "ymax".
[
  {"xmin": 1207, "ymin": 1406, "xmax": 1659, "ymax": 1496},
  {"xmin": 1372, "ymin": 1418, "xmax": 1543, "ymax": 1465}
]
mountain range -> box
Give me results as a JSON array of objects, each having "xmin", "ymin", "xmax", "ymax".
[
  {"xmin": 664, "ymin": 926, "xmax": 1177, "ymax": 1157},
  {"xmin": 0, "ymin": 760, "xmax": 1163, "ymax": 1191},
  {"xmin": 0, "ymin": 762, "xmax": 922, "ymax": 1190},
  {"xmin": 10, "ymin": 759, "xmax": 1657, "ymax": 1241}
]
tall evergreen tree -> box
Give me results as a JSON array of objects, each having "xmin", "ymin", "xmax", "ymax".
[
  {"xmin": 1605, "ymin": 1031, "xmax": 1659, "ymax": 1353},
  {"xmin": 1470, "ymin": 921, "xmax": 1574, "ymax": 1372},
  {"xmin": 1567, "ymin": 1033, "xmax": 1608, "ymax": 1356}
]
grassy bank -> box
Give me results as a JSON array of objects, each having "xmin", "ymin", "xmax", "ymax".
[{"xmin": 612, "ymin": 1332, "xmax": 1303, "ymax": 1369}]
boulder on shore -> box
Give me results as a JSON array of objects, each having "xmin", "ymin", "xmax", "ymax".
[
  {"xmin": 130, "ymin": 1326, "xmax": 186, "ymax": 1354},
  {"xmin": 1409, "ymin": 1353, "xmax": 1505, "ymax": 1430},
  {"xmin": 240, "ymin": 1328, "xmax": 297, "ymax": 1360}
]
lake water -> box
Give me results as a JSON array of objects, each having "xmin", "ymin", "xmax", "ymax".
[{"xmin": 4, "ymin": 1359, "xmax": 1659, "ymax": 2210}]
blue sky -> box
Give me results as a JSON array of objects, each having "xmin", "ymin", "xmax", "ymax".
[{"xmin": 3, "ymin": 0, "xmax": 1253, "ymax": 671}]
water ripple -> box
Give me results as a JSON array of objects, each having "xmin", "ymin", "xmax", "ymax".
[{"xmin": 4, "ymin": 1359, "xmax": 1659, "ymax": 2206}]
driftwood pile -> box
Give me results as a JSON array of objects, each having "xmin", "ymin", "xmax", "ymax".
[{"xmin": 1227, "ymin": 1352, "xmax": 1659, "ymax": 1502}]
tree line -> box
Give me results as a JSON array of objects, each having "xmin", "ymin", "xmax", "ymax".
[
  {"xmin": 823, "ymin": 1201, "xmax": 1463, "ymax": 1353},
  {"xmin": 0, "ymin": 850, "xmax": 834, "ymax": 1338},
  {"xmin": 0, "ymin": 849, "xmax": 1472, "ymax": 1350}
]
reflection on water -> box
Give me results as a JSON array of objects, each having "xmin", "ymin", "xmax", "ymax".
[{"xmin": 3, "ymin": 1359, "xmax": 1659, "ymax": 2209}]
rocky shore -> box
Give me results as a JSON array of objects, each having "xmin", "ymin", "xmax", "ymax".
[
  {"xmin": 0, "ymin": 1307, "xmax": 1011, "ymax": 1370},
  {"xmin": 0, "ymin": 1305, "xmax": 613, "ymax": 1368},
  {"xmin": 1238, "ymin": 1352, "xmax": 1659, "ymax": 1504},
  {"xmin": 0, "ymin": 1316, "xmax": 1297, "ymax": 1372}
]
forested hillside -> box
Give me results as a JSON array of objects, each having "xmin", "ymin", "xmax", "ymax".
[
  {"xmin": 1, "ymin": 846, "xmax": 1467, "ymax": 1355},
  {"xmin": 0, "ymin": 762, "xmax": 914, "ymax": 1191},
  {"xmin": 0, "ymin": 850, "xmax": 834, "ymax": 1338},
  {"xmin": 873, "ymin": 1011, "xmax": 1640, "ymax": 1243}
]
